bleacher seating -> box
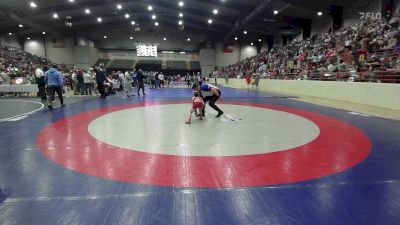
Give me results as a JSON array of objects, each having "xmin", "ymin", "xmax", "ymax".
[
  {"xmin": 108, "ymin": 60, "xmax": 135, "ymax": 70},
  {"xmin": 166, "ymin": 61, "xmax": 187, "ymax": 70},
  {"xmin": 190, "ymin": 61, "xmax": 201, "ymax": 70}
]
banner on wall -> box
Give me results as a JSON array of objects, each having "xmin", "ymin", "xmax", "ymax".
[
  {"xmin": 51, "ymin": 38, "xmax": 65, "ymax": 48},
  {"xmin": 223, "ymin": 44, "xmax": 234, "ymax": 53},
  {"xmin": 104, "ymin": 51, "xmax": 200, "ymax": 61}
]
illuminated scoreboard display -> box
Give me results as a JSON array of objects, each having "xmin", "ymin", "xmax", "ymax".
[{"xmin": 136, "ymin": 44, "xmax": 158, "ymax": 57}]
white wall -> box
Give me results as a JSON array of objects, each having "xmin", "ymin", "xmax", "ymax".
[
  {"xmin": 343, "ymin": 0, "xmax": 382, "ymax": 27},
  {"xmin": 240, "ymin": 45, "xmax": 257, "ymax": 60},
  {"xmin": 24, "ymin": 39, "xmax": 45, "ymax": 58},
  {"xmin": 311, "ymin": 16, "xmax": 333, "ymax": 37},
  {"xmin": 215, "ymin": 42, "xmax": 240, "ymax": 68},
  {"xmin": 23, "ymin": 36, "xmax": 99, "ymax": 69},
  {"xmin": 200, "ymin": 48, "xmax": 215, "ymax": 76},
  {"xmin": 0, "ymin": 35, "xmax": 21, "ymax": 48},
  {"xmin": 97, "ymin": 30, "xmax": 199, "ymax": 51}
]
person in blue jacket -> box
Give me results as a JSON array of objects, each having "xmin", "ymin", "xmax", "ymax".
[
  {"xmin": 45, "ymin": 64, "xmax": 65, "ymax": 109},
  {"xmin": 192, "ymin": 83, "xmax": 224, "ymax": 117}
]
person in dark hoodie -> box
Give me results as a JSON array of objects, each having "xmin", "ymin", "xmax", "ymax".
[
  {"xmin": 95, "ymin": 67, "xmax": 108, "ymax": 99},
  {"xmin": 45, "ymin": 64, "xmax": 65, "ymax": 109}
]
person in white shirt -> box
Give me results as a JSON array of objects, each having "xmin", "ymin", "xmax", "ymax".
[
  {"xmin": 123, "ymin": 71, "xmax": 134, "ymax": 97},
  {"xmin": 83, "ymin": 71, "xmax": 93, "ymax": 95},
  {"xmin": 158, "ymin": 72, "xmax": 165, "ymax": 88},
  {"xmin": 35, "ymin": 66, "xmax": 46, "ymax": 100}
]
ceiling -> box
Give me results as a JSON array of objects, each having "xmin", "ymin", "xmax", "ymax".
[{"xmin": 0, "ymin": 0, "xmax": 366, "ymax": 43}]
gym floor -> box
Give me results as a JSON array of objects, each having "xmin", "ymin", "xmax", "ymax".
[{"xmin": 0, "ymin": 86, "xmax": 399, "ymax": 225}]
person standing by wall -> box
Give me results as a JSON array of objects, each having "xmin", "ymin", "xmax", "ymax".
[
  {"xmin": 137, "ymin": 69, "xmax": 146, "ymax": 96},
  {"xmin": 95, "ymin": 67, "xmax": 107, "ymax": 99},
  {"xmin": 35, "ymin": 65, "xmax": 46, "ymax": 100},
  {"xmin": 83, "ymin": 70, "xmax": 93, "ymax": 95},
  {"xmin": 45, "ymin": 65, "xmax": 65, "ymax": 109}
]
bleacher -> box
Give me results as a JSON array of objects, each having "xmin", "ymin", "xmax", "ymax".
[
  {"xmin": 190, "ymin": 61, "xmax": 201, "ymax": 71},
  {"xmin": 166, "ymin": 61, "xmax": 187, "ymax": 70},
  {"xmin": 93, "ymin": 59, "xmax": 110, "ymax": 68},
  {"xmin": 108, "ymin": 60, "xmax": 135, "ymax": 70},
  {"xmin": 136, "ymin": 60, "xmax": 162, "ymax": 71}
]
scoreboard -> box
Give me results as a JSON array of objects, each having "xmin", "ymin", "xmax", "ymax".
[{"xmin": 136, "ymin": 44, "xmax": 157, "ymax": 57}]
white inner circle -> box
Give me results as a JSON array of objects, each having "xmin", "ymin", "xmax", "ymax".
[{"xmin": 88, "ymin": 104, "xmax": 320, "ymax": 156}]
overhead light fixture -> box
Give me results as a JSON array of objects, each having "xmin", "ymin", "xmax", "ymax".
[
  {"xmin": 234, "ymin": 37, "xmax": 238, "ymax": 40},
  {"xmin": 155, "ymin": 22, "xmax": 159, "ymax": 26},
  {"xmin": 179, "ymin": 13, "xmax": 183, "ymax": 17},
  {"xmin": 125, "ymin": 13, "xmax": 130, "ymax": 18},
  {"xmin": 117, "ymin": 4, "xmax": 122, "ymax": 10},
  {"xmin": 178, "ymin": 1, "xmax": 184, "ymax": 7},
  {"xmin": 273, "ymin": 10, "xmax": 278, "ymax": 15},
  {"xmin": 42, "ymin": 31, "xmax": 46, "ymax": 35},
  {"xmin": 317, "ymin": 11, "xmax": 323, "ymax": 16},
  {"xmin": 258, "ymin": 38, "xmax": 262, "ymax": 42},
  {"xmin": 162, "ymin": 51, "xmax": 174, "ymax": 54},
  {"xmin": 68, "ymin": 0, "xmax": 75, "ymax": 2},
  {"xmin": 85, "ymin": 9, "xmax": 90, "ymax": 14},
  {"xmin": 187, "ymin": 38, "xmax": 190, "ymax": 42},
  {"xmin": 208, "ymin": 19, "xmax": 213, "ymax": 24},
  {"xmin": 130, "ymin": 36, "xmax": 133, "ymax": 40},
  {"xmin": 104, "ymin": 35, "xmax": 107, "ymax": 39},
  {"xmin": 163, "ymin": 37, "xmax": 167, "ymax": 41},
  {"xmin": 148, "ymin": 5, "xmax": 153, "ymax": 11},
  {"xmin": 131, "ymin": 21, "xmax": 135, "ymax": 25},
  {"xmin": 9, "ymin": 33, "xmax": 12, "ymax": 35},
  {"xmin": 213, "ymin": 9, "xmax": 218, "ymax": 15},
  {"xmin": 243, "ymin": 30, "xmax": 247, "ymax": 34},
  {"xmin": 27, "ymin": 37, "xmax": 31, "ymax": 40},
  {"xmin": 53, "ymin": 13, "xmax": 59, "ymax": 19},
  {"xmin": 97, "ymin": 17, "xmax": 102, "ymax": 22},
  {"xmin": 19, "ymin": 24, "xmax": 23, "ymax": 28},
  {"xmin": 251, "ymin": 42, "xmax": 253, "ymax": 45},
  {"xmin": 180, "ymin": 51, "xmax": 186, "ymax": 54},
  {"xmin": 178, "ymin": 20, "xmax": 183, "ymax": 25},
  {"xmin": 30, "ymin": 2, "xmax": 37, "ymax": 8},
  {"xmin": 152, "ymin": 14, "xmax": 156, "ymax": 20}
]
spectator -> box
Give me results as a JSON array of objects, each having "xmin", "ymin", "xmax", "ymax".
[{"xmin": 45, "ymin": 65, "xmax": 65, "ymax": 109}]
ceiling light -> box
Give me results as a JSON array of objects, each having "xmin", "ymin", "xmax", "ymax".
[
  {"xmin": 187, "ymin": 38, "xmax": 190, "ymax": 42},
  {"xmin": 251, "ymin": 42, "xmax": 253, "ymax": 45},
  {"xmin": 180, "ymin": 51, "xmax": 186, "ymax": 54},
  {"xmin": 273, "ymin": 10, "xmax": 278, "ymax": 15},
  {"xmin": 125, "ymin": 13, "xmax": 130, "ymax": 18},
  {"xmin": 68, "ymin": 0, "xmax": 75, "ymax": 2},
  {"xmin": 42, "ymin": 31, "xmax": 46, "ymax": 35},
  {"xmin": 213, "ymin": 9, "xmax": 218, "ymax": 15},
  {"xmin": 148, "ymin": 5, "xmax": 153, "ymax": 11},
  {"xmin": 317, "ymin": 11, "xmax": 323, "ymax": 16},
  {"xmin": 155, "ymin": 22, "xmax": 159, "ymax": 26},
  {"xmin": 178, "ymin": 1, "xmax": 184, "ymax": 7},
  {"xmin": 208, "ymin": 19, "xmax": 213, "ymax": 24},
  {"xmin": 130, "ymin": 36, "xmax": 133, "ymax": 40},
  {"xmin": 30, "ymin": 2, "xmax": 37, "ymax": 8},
  {"xmin": 104, "ymin": 36, "xmax": 107, "ymax": 39},
  {"xmin": 9, "ymin": 33, "xmax": 12, "ymax": 36},
  {"xmin": 234, "ymin": 37, "xmax": 238, "ymax": 40},
  {"xmin": 243, "ymin": 30, "xmax": 247, "ymax": 34},
  {"xmin": 97, "ymin": 17, "xmax": 102, "ymax": 22},
  {"xmin": 258, "ymin": 38, "xmax": 262, "ymax": 42},
  {"xmin": 152, "ymin": 14, "xmax": 156, "ymax": 20},
  {"xmin": 178, "ymin": 20, "xmax": 183, "ymax": 25},
  {"xmin": 19, "ymin": 24, "xmax": 23, "ymax": 28},
  {"xmin": 131, "ymin": 21, "xmax": 135, "ymax": 25},
  {"xmin": 179, "ymin": 13, "xmax": 183, "ymax": 17},
  {"xmin": 117, "ymin": 4, "xmax": 122, "ymax": 10},
  {"xmin": 27, "ymin": 37, "xmax": 31, "ymax": 40},
  {"xmin": 53, "ymin": 13, "xmax": 59, "ymax": 19},
  {"xmin": 163, "ymin": 37, "xmax": 167, "ymax": 41},
  {"xmin": 84, "ymin": 9, "xmax": 90, "ymax": 14}
]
